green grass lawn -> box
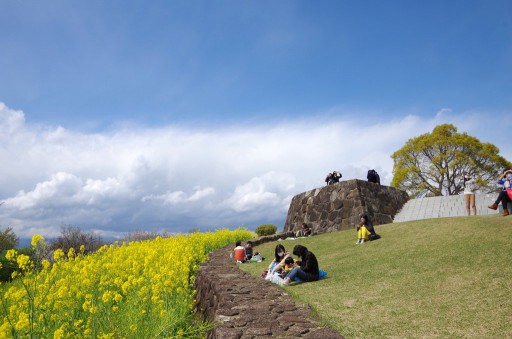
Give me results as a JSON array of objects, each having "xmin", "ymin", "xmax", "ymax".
[{"xmin": 239, "ymin": 216, "xmax": 512, "ymax": 338}]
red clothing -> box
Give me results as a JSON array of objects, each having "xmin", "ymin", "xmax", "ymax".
[{"xmin": 233, "ymin": 246, "xmax": 246, "ymax": 261}]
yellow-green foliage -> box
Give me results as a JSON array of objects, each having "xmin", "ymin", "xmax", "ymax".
[
  {"xmin": 255, "ymin": 224, "xmax": 277, "ymax": 237},
  {"xmin": 391, "ymin": 124, "xmax": 512, "ymax": 197},
  {"xmin": 0, "ymin": 228, "xmax": 254, "ymax": 338}
]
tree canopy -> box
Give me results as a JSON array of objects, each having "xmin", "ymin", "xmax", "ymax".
[
  {"xmin": 0, "ymin": 227, "xmax": 19, "ymax": 252},
  {"xmin": 391, "ymin": 124, "xmax": 512, "ymax": 197}
]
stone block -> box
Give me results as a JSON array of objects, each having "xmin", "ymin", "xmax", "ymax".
[{"xmin": 284, "ymin": 180, "xmax": 408, "ymax": 234}]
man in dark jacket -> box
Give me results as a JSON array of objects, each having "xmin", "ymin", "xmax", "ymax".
[{"xmin": 282, "ymin": 245, "xmax": 319, "ymax": 284}]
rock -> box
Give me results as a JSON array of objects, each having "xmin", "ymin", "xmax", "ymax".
[{"xmin": 284, "ymin": 179, "xmax": 408, "ymax": 234}]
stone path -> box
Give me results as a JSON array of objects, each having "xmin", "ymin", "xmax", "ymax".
[{"xmin": 194, "ymin": 241, "xmax": 343, "ymax": 339}]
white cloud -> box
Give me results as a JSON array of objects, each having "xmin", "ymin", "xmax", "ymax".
[
  {"xmin": 223, "ymin": 171, "xmax": 294, "ymax": 213},
  {"xmin": 6, "ymin": 172, "xmax": 83, "ymax": 210},
  {"xmin": 0, "ymin": 102, "xmax": 25, "ymax": 133},
  {"xmin": 0, "ymin": 102, "xmax": 510, "ymax": 240},
  {"xmin": 141, "ymin": 186, "xmax": 215, "ymax": 205}
]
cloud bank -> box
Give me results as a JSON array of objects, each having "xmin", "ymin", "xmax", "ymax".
[{"xmin": 0, "ymin": 102, "xmax": 510, "ymax": 239}]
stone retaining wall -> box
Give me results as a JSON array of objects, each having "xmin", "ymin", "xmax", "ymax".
[
  {"xmin": 284, "ymin": 179, "xmax": 409, "ymax": 234},
  {"xmin": 194, "ymin": 234, "xmax": 344, "ymax": 339}
]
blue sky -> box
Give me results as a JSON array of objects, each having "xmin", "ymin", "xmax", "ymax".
[{"xmin": 1, "ymin": 1, "xmax": 511, "ymax": 240}]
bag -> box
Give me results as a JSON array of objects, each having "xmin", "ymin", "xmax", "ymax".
[
  {"xmin": 369, "ymin": 233, "xmax": 381, "ymax": 241},
  {"xmin": 265, "ymin": 272, "xmax": 284, "ymax": 285},
  {"xmin": 507, "ymin": 188, "xmax": 512, "ymax": 200},
  {"xmin": 251, "ymin": 253, "xmax": 263, "ymax": 262}
]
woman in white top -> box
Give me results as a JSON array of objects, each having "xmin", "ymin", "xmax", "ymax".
[
  {"xmin": 267, "ymin": 244, "xmax": 290, "ymax": 275},
  {"xmin": 461, "ymin": 172, "xmax": 477, "ymax": 216}
]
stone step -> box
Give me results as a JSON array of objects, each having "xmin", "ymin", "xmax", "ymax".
[{"xmin": 393, "ymin": 194, "xmax": 503, "ymax": 222}]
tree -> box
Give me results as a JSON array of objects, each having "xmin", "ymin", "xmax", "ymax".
[
  {"xmin": 0, "ymin": 227, "xmax": 19, "ymax": 252},
  {"xmin": 391, "ymin": 124, "xmax": 512, "ymax": 198},
  {"xmin": 49, "ymin": 226, "xmax": 103, "ymax": 254},
  {"xmin": 123, "ymin": 229, "xmax": 163, "ymax": 243},
  {"xmin": 0, "ymin": 227, "xmax": 21, "ymax": 282}
]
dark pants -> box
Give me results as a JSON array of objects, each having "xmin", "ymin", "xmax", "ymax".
[
  {"xmin": 494, "ymin": 190, "xmax": 511, "ymax": 209},
  {"xmin": 286, "ymin": 267, "xmax": 308, "ymax": 281}
]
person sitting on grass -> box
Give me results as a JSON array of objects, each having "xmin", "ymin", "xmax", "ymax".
[
  {"xmin": 300, "ymin": 223, "xmax": 312, "ymax": 237},
  {"xmin": 281, "ymin": 256, "xmax": 296, "ymax": 278},
  {"xmin": 356, "ymin": 218, "xmax": 371, "ymax": 245},
  {"xmin": 358, "ymin": 213, "xmax": 380, "ymax": 242},
  {"xmin": 295, "ymin": 222, "xmax": 312, "ymax": 238},
  {"xmin": 245, "ymin": 241, "xmax": 254, "ymax": 260},
  {"xmin": 267, "ymin": 244, "xmax": 290, "ymax": 275},
  {"xmin": 282, "ymin": 245, "xmax": 319, "ymax": 285},
  {"xmin": 233, "ymin": 240, "xmax": 246, "ymax": 262},
  {"xmin": 488, "ymin": 169, "xmax": 512, "ymax": 216}
]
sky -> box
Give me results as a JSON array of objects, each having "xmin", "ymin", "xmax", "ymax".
[{"xmin": 1, "ymin": 1, "xmax": 511, "ymax": 240}]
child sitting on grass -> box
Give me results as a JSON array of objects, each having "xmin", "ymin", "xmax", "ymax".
[{"xmin": 281, "ymin": 256, "xmax": 296, "ymax": 278}]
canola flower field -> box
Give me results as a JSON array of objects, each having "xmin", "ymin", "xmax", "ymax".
[{"xmin": 0, "ymin": 228, "xmax": 254, "ymax": 338}]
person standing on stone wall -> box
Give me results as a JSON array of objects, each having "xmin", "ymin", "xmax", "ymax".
[
  {"xmin": 331, "ymin": 171, "xmax": 341, "ymax": 184},
  {"xmin": 325, "ymin": 171, "xmax": 342, "ymax": 185},
  {"xmin": 367, "ymin": 169, "xmax": 380, "ymax": 184},
  {"xmin": 325, "ymin": 172, "xmax": 333, "ymax": 185},
  {"xmin": 459, "ymin": 171, "xmax": 477, "ymax": 216}
]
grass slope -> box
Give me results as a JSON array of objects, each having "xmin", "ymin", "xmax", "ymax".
[{"xmin": 240, "ymin": 216, "xmax": 512, "ymax": 338}]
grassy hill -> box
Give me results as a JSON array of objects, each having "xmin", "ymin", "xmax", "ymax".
[{"xmin": 239, "ymin": 216, "xmax": 512, "ymax": 338}]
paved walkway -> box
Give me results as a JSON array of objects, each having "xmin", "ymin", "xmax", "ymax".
[{"xmin": 393, "ymin": 193, "xmax": 507, "ymax": 222}]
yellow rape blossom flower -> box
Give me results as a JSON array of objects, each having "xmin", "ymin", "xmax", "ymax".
[
  {"xmin": 53, "ymin": 327, "xmax": 65, "ymax": 339},
  {"xmin": 5, "ymin": 249, "xmax": 17, "ymax": 262},
  {"xmin": 101, "ymin": 291, "xmax": 112, "ymax": 303},
  {"xmin": 42, "ymin": 259, "xmax": 51, "ymax": 270},
  {"xmin": 15, "ymin": 312, "xmax": 30, "ymax": 332},
  {"xmin": 113, "ymin": 293, "xmax": 122, "ymax": 302},
  {"xmin": 31, "ymin": 234, "xmax": 45, "ymax": 247},
  {"xmin": 0, "ymin": 228, "xmax": 255, "ymax": 338},
  {"xmin": 67, "ymin": 248, "xmax": 75, "ymax": 259},
  {"xmin": 53, "ymin": 249, "xmax": 64, "ymax": 261},
  {"xmin": 16, "ymin": 254, "xmax": 31, "ymax": 271}
]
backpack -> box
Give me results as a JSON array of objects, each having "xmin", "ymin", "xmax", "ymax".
[{"xmin": 369, "ymin": 233, "xmax": 381, "ymax": 241}]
